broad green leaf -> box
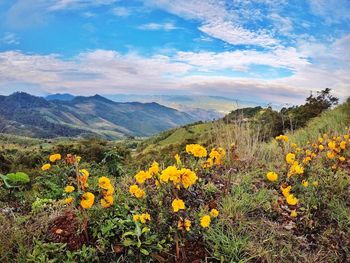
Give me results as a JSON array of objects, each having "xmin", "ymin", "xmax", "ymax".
[{"xmin": 6, "ymin": 172, "xmax": 30, "ymax": 184}]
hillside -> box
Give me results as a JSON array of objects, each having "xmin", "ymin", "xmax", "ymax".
[
  {"xmin": 0, "ymin": 98, "xmax": 349, "ymax": 262},
  {"xmin": 0, "ymin": 92, "xmax": 197, "ymax": 139}
]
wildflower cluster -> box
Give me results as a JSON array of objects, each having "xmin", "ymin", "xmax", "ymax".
[
  {"xmin": 267, "ymin": 129, "xmax": 349, "ymax": 218},
  {"xmin": 128, "ymin": 144, "xmax": 223, "ymax": 258},
  {"xmin": 41, "ymin": 153, "xmax": 114, "ymax": 210}
]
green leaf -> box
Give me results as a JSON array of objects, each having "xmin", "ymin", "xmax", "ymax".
[
  {"xmin": 6, "ymin": 172, "xmax": 30, "ymax": 184},
  {"xmin": 140, "ymin": 248, "xmax": 150, "ymax": 255},
  {"xmin": 122, "ymin": 238, "xmax": 135, "ymax": 247},
  {"xmin": 0, "ymin": 174, "xmax": 13, "ymax": 188},
  {"xmin": 141, "ymin": 227, "xmax": 150, "ymax": 234},
  {"xmin": 122, "ymin": 231, "xmax": 136, "ymax": 238}
]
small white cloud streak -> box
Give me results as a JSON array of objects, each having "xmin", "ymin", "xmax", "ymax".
[
  {"xmin": 1, "ymin": 33, "xmax": 20, "ymax": 45},
  {"xmin": 138, "ymin": 22, "xmax": 178, "ymax": 31}
]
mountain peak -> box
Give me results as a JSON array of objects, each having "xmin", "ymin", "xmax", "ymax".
[{"xmin": 6, "ymin": 92, "xmax": 50, "ymax": 108}]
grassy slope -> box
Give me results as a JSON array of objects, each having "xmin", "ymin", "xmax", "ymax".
[{"xmin": 205, "ymin": 100, "xmax": 350, "ymax": 262}]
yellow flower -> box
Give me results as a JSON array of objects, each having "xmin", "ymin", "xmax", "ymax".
[
  {"xmin": 281, "ymin": 185, "xmax": 291, "ymax": 197},
  {"xmin": 200, "ymin": 215, "xmax": 211, "ymax": 228},
  {"xmin": 177, "ymin": 218, "xmax": 191, "ymax": 231},
  {"xmin": 286, "ymin": 194, "xmax": 298, "ymax": 206},
  {"xmin": 210, "ymin": 208, "xmax": 219, "ymax": 218},
  {"xmin": 339, "ymin": 156, "xmax": 345, "ymax": 162},
  {"xmin": 64, "ymin": 185, "xmax": 75, "ymax": 193},
  {"xmin": 179, "ymin": 168, "xmax": 198, "ymax": 188},
  {"xmin": 100, "ymin": 195, "xmax": 113, "ymax": 208},
  {"xmin": 172, "ymin": 198, "xmax": 185, "ymax": 212},
  {"xmin": 340, "ymin": 141, "xmax": 346, "ymax": 150},
  {"xmin": 80, "ymin": 169, "xmax": 89, "ymax": 177},
  {"xmin": 140, "ymin": 213, "xmax": 151, "ymax": 223},
  {"xmin": 285, "ymin": 153, "xmax": 296, "ymax": 164},
  {"xmin": 160, "ymin": 166, "xmax": 179, "ymax": 183},
  {"xmin": 275, "ymin": 135, "xmax": 289, "ymax": 143},
  {"xmin": 319, "ymin": 145, "xmax": 324, "ymax": 151},
  {"xmin": 303, "ymin": 156, "xmax": 311, "ymax": 165},
  {"xmin": 327, "ymin": 151, "xmax": 335, "ymax": 159},
  {"xmin": 291, "ymin": 143, "xmax": 297, "ymax": 148},
  {"xmin": 133, "ymin": 214, "xmax": 140, "ymax": 222},
  {"xmin": 80, "ymin": 192, "xmax": 95, "ymax": 209},
  {"xmin": 209, "ymin": 148, "xmax": 226, "ymax": 165},
  {"xmin": 345, "ymin": 134, "xmax": 349, "ymax": 140},
  {"xmin": 301, "ymin": 180, "xmax": 309, "ymax": 187},
  {"xmin": 49, "ymin": 153, "xmax": 61, "ymax": 163},
  {"xmin": 64, "ymin": 197, "xmax": 74, "ymax": 204},
  {"xmin": 129, "ymin": 184, "xmax": 138, "ymax": 194},
  {"xmin": 288, "ymin": 162, "xmax": 304, "ymax": 177},
  {"xmin": 202, "ymin": 158, "xmax": 214, "ymax": 169},
  {"xmin": 134, "ymin": 188, "xmax": 145, "ymax": 198},
  {"xmin": 129, "ymin": 185, "xmax": 145, "ymax": 198},
  {"xmin": 41, "ymin": 163, "xmax": 51, "ymax": 171},
  {"xmin": 266, "ymin": 172, "xmax": 278, "ymax": 182},
  {"xmin": 103, "ymin": 185, "xmax": 115, "ymax": 196},
  {"xmin": 312, "ymin": 181, "xmax": 319, "ymax": 187},
  {"xmin": 148, "ymin": 161, "xmax": 160, "ymax": 176},
  {"xmin": 186, "ymin": 144, "xmax": 208, "ymax": 158},
  {"xmin": 135, "ymin": 170, "xmax": 151, "ymax": 184},
  {"xmin": 290, "ymin": 210, "xmax": 297, "ymax": 217},
  {"xmin": 328, "ymin": 140, "xmax": 336, "ymax": 150},
  {"xmin": 318, "ymin": 137, "xmax": 323, "ymax": 143},
  {"xmin": 98, "ymin": 176, "xmax": 111, "ymax": 189}
]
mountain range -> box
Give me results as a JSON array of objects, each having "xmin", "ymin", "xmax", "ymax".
[{"xmin": 0, "ymin": 92, "xmax": 200, "ymax": 139}]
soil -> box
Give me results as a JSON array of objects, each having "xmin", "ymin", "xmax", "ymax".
[{"xmin": 46, "ymin": 210, "xmax": 89, "ymax": 250}]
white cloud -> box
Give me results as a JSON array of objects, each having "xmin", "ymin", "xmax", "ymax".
[
  {"xmin": 1, "ymin": 33, "xmax": 20, "ymax": 45},
  {"xmin": 199, "ymin": 21, "xmax": 277, "ymax": 46},
  {"xmin": 138, "ymin": 22, "xmax": 178, "ymax": 31},
  {"xmin": 144, "ymin": 0, "xmax": 278, "ymax": 47},
  {"xmin": 309, "ymin": 0, "xmax": 350, "ymax": 23},
  {"xmin": 0, "ymin": 33, "xmax": 349, "ymax": 104},
  {"xmin": 112, "ymin": 7, "xmax": 130, "ymax": 17}
]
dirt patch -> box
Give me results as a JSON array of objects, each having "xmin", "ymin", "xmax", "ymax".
[
  {"xmin": 46, "ymin": 210, "xmax": 88, "ymax": 250},
  {"xmin": 161, "ymin": 239, "xmax": 207, "ymax": 263}
]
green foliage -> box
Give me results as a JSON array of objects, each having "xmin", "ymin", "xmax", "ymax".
[
  {"xmin": 27, "ymin": 241, "xmax": 98, "ymax": 263},
  {"xmin": 0, "ymin": 172, "xmax": 30, "ymax": 188},
  {"xmin": 31, "ymin": 198, "xmax": 55, "ymax": 214},
  {"xmin": 88, "ymin": 204, "xmax": 168, "ymax": 261}
]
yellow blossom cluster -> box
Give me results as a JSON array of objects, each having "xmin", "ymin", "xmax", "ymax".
[
  {"xmin": 200, "ymin": 209, "xmax": 219, "ymax": 228},
  {"xmin": 80, "ymin": 192, "xmax": 95, "ymax": 209},
  {"xmin": 129, "ymin": 184, "xmax": 145, "ymax": 198},
  {"xmin": 160, "ymin": 166, "xmax": 198, "ymax": 189},
  {"xmin": 133, "ymin": 213, "xmax": 151, "ymax": 223},
  {"xmin": 275, "ymin": 134, "xmax": 289, "ymax": 143},
  {"xmin": 186, "ymin": 144, "xmax": 208, "ymax": 158},
  {"xmin": 98, "ymin": 176, "xmax": 114, "ymax": 208}
]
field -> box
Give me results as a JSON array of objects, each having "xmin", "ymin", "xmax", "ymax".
[{"xmin": 1, "ymin": 98, "xmax": 350, "ymax": 262}]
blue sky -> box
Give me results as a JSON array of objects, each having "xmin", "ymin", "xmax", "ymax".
[{"xmin": 0, "ymin": 0, "xmax": 349, "ymax": 104}]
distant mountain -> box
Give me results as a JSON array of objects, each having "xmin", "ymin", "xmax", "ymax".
[
  {"xmin": 0, "ymin": 92, "xmax": 197, "ymax": 139},
  {"xmin": 46, "ymin": 93, "xmax": 75, "ymax": 101},
  {"xmin": 105, "ymin": 94, "xmax": 261, "ymax": 119}
]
